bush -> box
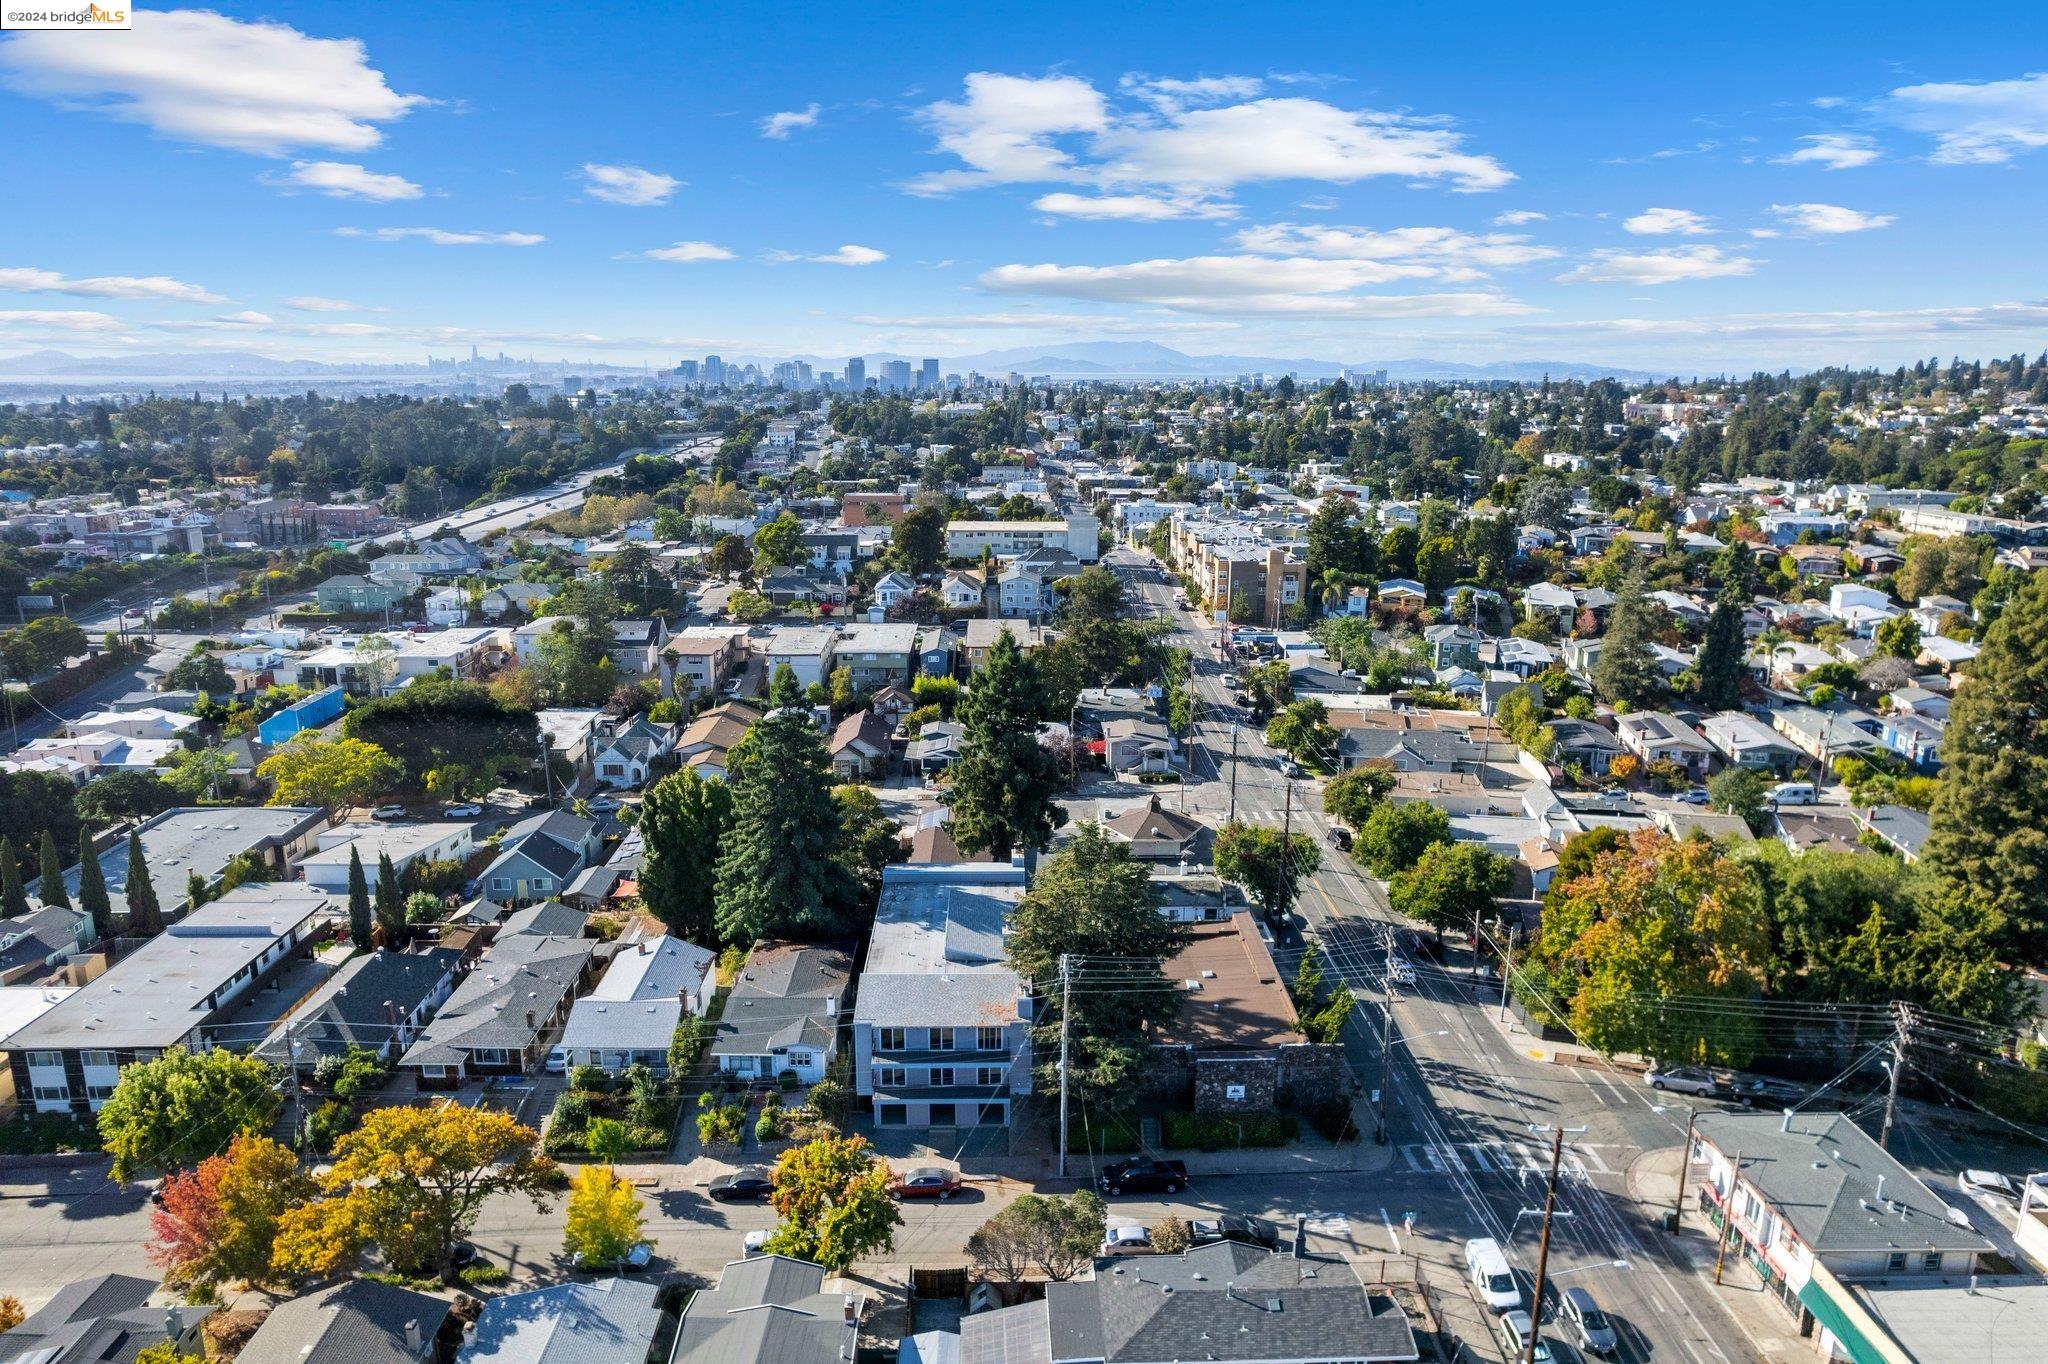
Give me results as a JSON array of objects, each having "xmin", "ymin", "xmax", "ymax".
[
  {"xmin": 668, "ymin": 1016, "xmax": 711, "ymax": 1073},
  {"xmin": 571, "ymin": 1064, "xmax": 611, "ymax": 1093},
  {"xmin": 1160, "ymin": 1111, "xmax": 1295, "ymax": 1149},
  {"xmin": 0, "ymin": 1112, "xmax": 96, "ymax": 1155},
  {"xmin": 754, "ymin": 1109, "xmax": 784, "ymax": 1143}
]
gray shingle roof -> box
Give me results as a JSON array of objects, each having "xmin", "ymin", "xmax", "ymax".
[
  {"xmin": 400, "ymin": 935, "xmax": 592, "ymax": 1069},
  {"xmin": 458, "ymin": 1279, "xmax": 661, "ymax": 1364},
  {"xmin": 672, "ymin": 1256, "xmax": 859, "ymax": 1364},
  {"xmin": 237, "ymin": 1281, "xmax": 449, "ymax": 1364},
  {"xmin": 1694, "ymin": 1111, "xmax": 1993, "ymax": 1255}
]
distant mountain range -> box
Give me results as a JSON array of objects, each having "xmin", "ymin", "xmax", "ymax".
[{"xmin": 0, "ymin": 342, "xmax": 1669, "ymax": 385}]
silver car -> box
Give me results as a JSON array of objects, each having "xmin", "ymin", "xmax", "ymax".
[
  {"xmin": 1645, "ymin": 1064, "xmax": 1718, "ymax": 1097},
  {"xmin": 1561, "ymin": 1285, "xmax": 1618, "ymax": 1355}
]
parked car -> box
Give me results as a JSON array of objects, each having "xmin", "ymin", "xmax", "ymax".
[
  {"xmin": 1676, "ymin": 787, "xmax": 1711, "ymax": 805},
  {"xmin": 442, "ymin": 802, "xmax": 484, "ymax": 818},
  {"xmin": 586, "ymin": 794, "xmax": 622, "ymax": 813},
  {"xmin": 371, "ymin": 804, "xmax": 408, "ymax": 821},
  {"xmin": 889, "ymin": 1167, "xmax": 963, "ymax": 1200},
  {"xmin": 1326, "ymin": 826, "xmax": 1352, "ymax": 851},
  {"xmin": 708, "ymin": 1167, "xmax": 776, "ymax": 1202},
  {"xmin": 122, "ymin": 607, "xmax": 145, "ymax": 621},
  {"xmin": 1768, "ymin": 781, "xmax": 1817, "ymax": 807},
  {"xmin": 1644, "ymin": 1065, "xmax": 1718, "ymax": 1097},
  {"xmin": 449, "ymin": 1241, "xmax": 479, "ymax": 1269},
  {"xmin": 1096, "ymin": 1157, "xmax": 1188, "ymax": 1195},
  {"xmin": 1388, "ymin": 958, "xmax": 1417, "ymax": 987},
  {"xmin": 1497, "ymin": 1309, "xmax": 1554, "ymax": 1363},
  {"xmin": 1189, "ymin": 1215, "xmax": 1278, "ymax": 1250},
  {"xmin": 1559, "ymin": 1285, "xmax": 1618, "ymax": 1356},
  {"xmin": 1232, "ymin": 691, "xmax": 1251, "ymax": 707},
  {"xmin": 1098, "ymin": 1225, "xmax": 1154, "ymax": 1256},
  {"xmin": 1960, "ymin": 1169, "xmax": 2020, "ymax": 1203},
  {"xmin": 543, "ymin": 1046, "xmax": 567, "ymax": 1074},
  {"xmin": 1717, "ymin": 1073, "xmax": 1808, "ymax": 1108},
  {"xmin": 1278, "ymin": 759, "xmax": 1305, "ymax": 779},
  {"xmin": 574, "ymin": 1241, "xmax": 652, "ymax": 1271}
]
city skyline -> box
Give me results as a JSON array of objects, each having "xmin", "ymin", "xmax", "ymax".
[{"xmin": 0, "ymin": 4, "xmax": 2044, "ymax": 373}]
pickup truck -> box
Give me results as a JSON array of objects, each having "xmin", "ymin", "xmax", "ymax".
[{"xmin": 1096, "ymin": 1157, "xmax": 1189, "ymax": 1195}]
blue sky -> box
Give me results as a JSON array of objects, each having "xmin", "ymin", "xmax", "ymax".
[{"xmin": 0, "ymin": 3, "xmax": 2044, "ymax": 373}]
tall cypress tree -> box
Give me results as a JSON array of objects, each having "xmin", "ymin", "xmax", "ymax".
[
  {"xmin": 347, "ymin": 845, "xmax": 373, "ymax": 951},
  {"xmin": 38, "ymin": 829, "xmax": 69, "ymax": 911},
  {"xmin": 712, "ymin": 665, "xmax": 851, "ymax": 945},
  {"xmin": 1694, "ymin": 592, "xmax": 1747, "ymax": 712},
  {"xmin": 947, "ymin": 629, "xmax": 1065, "ymax": 870},
  {"xmin": 78, "ymin": 827, "xmax": 112, "ymax": 942},
  {"xmin": 1592, "ymin": 569, "xmax": 1664, "ymax": 710},
  {"xmin": 1924, "ymin": 571, "xmax": 2048, "ymax": 985},
  {"xmin": 0, "ymin": 837, "xmax": 26, "ymax": 919},
  {"xmin": 639, "ymin": 766, "xmax": 735, "ymax": 944},
  {"xmin": 124, "ymin": 831, "xmax": 161, "ymax": 936},
  {"xmin": 375, "ymin": 851, "xmax": 407, "ymax": 948}
]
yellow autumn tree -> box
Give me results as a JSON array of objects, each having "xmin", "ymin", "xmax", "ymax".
[
  {"xmin": 273, "ymin": 1105, "xmax": 556, "ymax": 1285},
  {"xmin": 563, "ymin": 1165, "xmax": 647, "ymax": 1267}
]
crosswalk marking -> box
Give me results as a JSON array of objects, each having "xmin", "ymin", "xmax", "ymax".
[{"xmin": 1396, "ymin": 1139, "xmax": 1615, "ymax": 1181}]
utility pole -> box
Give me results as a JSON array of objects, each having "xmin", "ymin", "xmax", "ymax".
[
  {"xmin": 1713, "ymin": 1149, "xmax": 1743, "ymax": 1284},
  {"xmin": 1673, "ymin": 1106, "xmax": 1696, "ymax": 1228},
  {"xmin": 286, "ymin": 1026, "xmax": 306, "ymax": 1165},
  {"xmin": 1057, "ymin": 954, "xmax": 1072, "ymax": 1180},
  {"xmin": 1522, "ymin": 1125, "xmax": 1580, "ymax": 1364},
  {"xmin": 1498, "ymin": 925, "xmax": 1516, "ymax": 1021},
  {"xmin": 1374, "ymin": 927, "xmax": 1395, "ymax": 1145},
  {"xmin": 1227, "ymin": 723, "xmax": 1239, "ymax": 824},
  {"xmin": 1279, "ymin": 776, "xmax": 1296, "ymax": 917},
  {"xmin": 1880, "ymin": 1002, "xmax": 1910, "ymax": 1153}
]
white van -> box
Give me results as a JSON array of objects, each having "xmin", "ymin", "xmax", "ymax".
[
  {"xmin": 1768, "ymin": 781, "xmax": 1816, "ymax": 807},
  {"xmin": 1465, "ymin": 1237, "xmax": 1520, "ymax": 1312}
]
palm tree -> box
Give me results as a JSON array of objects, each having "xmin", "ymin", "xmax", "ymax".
[{"xmin": 1316, "ymin": 569, "xmax": 1354, "ymax": 617}]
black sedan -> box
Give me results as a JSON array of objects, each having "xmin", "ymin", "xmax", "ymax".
[
  {"xmin": 707, "ymin": 1166, "xmax": 776, "ymax": 1202},
  {"xmin": 1190, "ymin": 1215, "xmax": 1279, "ymax": 1250}
]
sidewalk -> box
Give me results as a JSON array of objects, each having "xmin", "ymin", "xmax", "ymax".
[{"xmin": 1625, "ymin": 1145, "xmax": 1815, "ymax": 1361}]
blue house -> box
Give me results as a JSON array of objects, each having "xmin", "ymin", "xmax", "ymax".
[{"xmin": 256, "ymin": 685, "xmax": 346, "ymax": 745}]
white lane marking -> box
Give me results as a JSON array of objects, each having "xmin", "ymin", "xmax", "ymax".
[{"xmin": 1381, "ymin": 1207, "xmax": 1401, "ymax": 1253}]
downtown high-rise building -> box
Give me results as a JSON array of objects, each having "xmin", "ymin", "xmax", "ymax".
[
  {"xmin": 919, "ymin": 357, "xmax": 940, "ymax": 390},
  {"xmin": 845, "ymin": 356, "xmax": 866, "ymax": 392},
  {"xmin": 702, "ymin": 354, "xmax": 726, "ymax": 386},
  {"xmin": 674, "ymin": 359, "xmax": 699, "ymax": 382},
  {"xmin": 882, "ymin": 359, "xmax": 912, "ymax": 391}
]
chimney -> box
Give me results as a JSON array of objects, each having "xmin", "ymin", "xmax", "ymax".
[
  {"xmin": 404, "ymin": 1320, "xmax": 422, "ymax": 1355},
  {"xmin": 384, "ymin": 999, "xmax": 401, "ymax": 1028},
  {"xmin": 525, "ymin": 1009, "xmax": 536, "ymax": 1028},
  {"xmin": 1781, "ymin": 1108, "xmax": 1793, "ymax": 1133},
  {"xmin": 826, "ymin": 996, "xmax": 839, "ymax": 1017},
  {"xmin": 1875, "ymin": 1175, "xmax": 1886, "ymax": 1204},
  {"xmin": 163, "ymin": 1305, "xmax": 181, "ymax": 1341},
  {"xmin": 1292, "ymin": 1213, "xmax": 1307, "ymax": 1259}
]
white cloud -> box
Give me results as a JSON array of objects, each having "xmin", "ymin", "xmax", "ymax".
[
  {"xmin": 0, "ymin": 267, "xmax": 225, "ymax": 303},
  {"xmin": 1886, "ymin": 71, "xmax": 2048, "ymax": 164},
  {"xmin": 761, "ymin": 104, "xmax": 821, "ymax": 139},
  {"xmin": 1769, "ymin": 202, "xmax": 1895, "ymax": 233},
  {"xmin": 1509, "ymin": 299, "xmax": 2048, "ymax": 346},
  {"xmin": 157, "ymin": 310, "xmax": 275, "ymax": 332},
  {"xmin": 283, "ymin": 296, "xmax": 363, "ymax": 312},
  {"xmin": 1773, "ymin": 134, "xmax": 1880, "ymax": 171},
  {"xmin": 846, "ymin": 311, "xmax": 1237, "ymax": 335},
  {"xmin": 629, "ymin": 241, "xmax": 736, "ymax": 263},
  {"xmin": 1493, "ymin": 210, "xmax": 1546, "ymax": 225},
  {"xmin": 1748, "ymin": 228, "xmax": 1783, "ymax": 239},
  {"xmin": 1555, "ymin": 245, "xmax": 1758, "ymax": 285},
  {"xmin": 1232, "ymin": 223, "xmax": 1558, "ymax": 274},
  {"xmin": 981, "ymin": 254, "xmax": 1535, "ymax": 318},
  {"xmin": 768, "ymin": 244, "xmax": 886, "ymax": 266},
  {"xmin": 1032, "ymin": 192, "xmax": 1237, "ymax": 221},
  {"xmin": 580, "ymin": 163, "xmax": 679, "ymax": 206},
  {"xmin": 908, "ymin": 72, "xmax": 1110, "ymax": 195},
  {"xmin": 0, "ymin": 9, "xmax": 422, "ymax": 155},
  {"xmin": 0, "ymin": 309, "xmax": 125, "ymax": 332},
  {"xmin": 908, "ymin": 73, "xmax": 1510, "ymax": 197},
  {"xmin": 1623, "ymin": 206, "xmax": 1713, "ymax": 235},
  {"xmin": 1097, "ymin": 97, "xmax": 1512, "ymax": 193},
  {"xmin": 280, "ymin": 160, "xmax": 422, "ymax": 201},
  {"xmin": 1118, "ymin": 73, "xmax": 1264, "ymax": 112},
  {"xmin": 336, "ymin": 227, "xmax": 545, "ymax": 246}
]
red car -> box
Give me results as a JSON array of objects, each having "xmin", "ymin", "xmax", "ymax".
[{"xmin": 888, "ymin": 1166, "xmax": 963, "ymax": 1200}]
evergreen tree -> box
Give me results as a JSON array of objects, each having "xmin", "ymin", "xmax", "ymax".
[
  {"xmin": 1592, "ymin": 569, "xmax": 1663, "ymax": 710},
  {"xmin": 185, "ymin": 870, "xmax": 210, "ymax": 912},
  {"xmin": 375, "ymin": 852, "xmax": 406, "ymax": 948},
  {"xmin": 712, "ymin": 666, "xmax": 852, "ymax": 945},
  {"xmin": 38, "ymin": 829, "xmax": 69, "ymax": 911},
  {"xmin": 78, "ymin": 826, "xmax": 112, "ymax": 942},
  {"xmin": 125, "ymin": 831, "xmax": 162, "ymax": 936},
  {"xmin": 947, "ymin": 630, "xmax": 1065, "ymax": 870},
  {"xmin": 1923, "ymin": 571, "xmax": 2048, "ymax": 983},
  {"xmin": 346, "ymin": 846, "xmax": 373, "ymax": 951},
  {"xmin": 639, "ymin": 766, "xmax": 735, "ymax": 944},
  {"xmin": 0, "ymin": 837, "xmax": 25, "ymax": 919},
  {"xmin": 1693, "ymin": 592, "xmax": 1747, "ymax": 712}
]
